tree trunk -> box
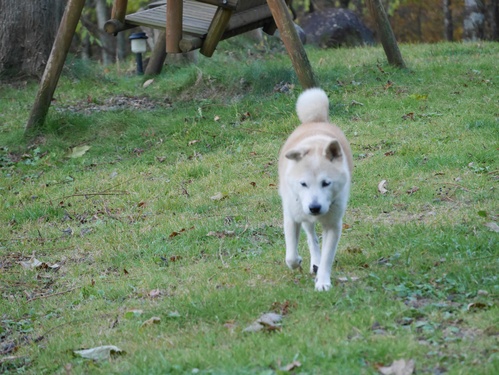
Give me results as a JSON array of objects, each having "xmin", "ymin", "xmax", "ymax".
[
  {"xmin": 95, "ymin": 0, "xmax": 114, "ymax": 65},
  {"xmin": 464, "ymin": 0, "xmax": 485, "ymax": 41},
  {"xmin": 0, "ymin": 0, "xmax": 67, "ymax": 78},
  {"xmin": 492, "ymin": 0, "xmax": 499, "ymax": 40},
  {"xmin": 443, "ymin": 0, "xmax": 454, "ymax": 41},
  {"xmin": 366, "ymin": 0, "xmax": 406, "ymax": 68}
]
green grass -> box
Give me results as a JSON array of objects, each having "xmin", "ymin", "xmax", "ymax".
[{"xmin": 1, "ymin": 39, "xmax": 498, "ymax": 374}]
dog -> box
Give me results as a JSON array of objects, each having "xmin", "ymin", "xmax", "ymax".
[{"xmin": 278, "ymin": 88, "xmax": 353, "ymax": 291}]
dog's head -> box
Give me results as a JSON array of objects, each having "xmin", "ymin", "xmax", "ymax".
[{"xmin": 285, "ymin": 139, "xmax": 349, "ymax": 217}]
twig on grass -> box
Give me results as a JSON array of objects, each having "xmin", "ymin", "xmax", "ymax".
[
  {"xmin": 27, "ymin": 286, "xmax": 78, "ymax": 302},
  {"xmin": 0, "ymin": 356, "xmax": 29, "ymax": 365},
  {"xmin": 60, "ymin": 191, "xmax": 129, "ymax": 199},
  {"xmin": 443, "ymin": 182, "xmax": 471, "ymax": 192}
]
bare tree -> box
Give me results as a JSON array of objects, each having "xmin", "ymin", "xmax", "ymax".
[
  {"xmin": 0, "ymin": 0, "xmax": 67, "ymax": 78},
  {"xmin": 464, "ymin": 0, "xmax": 485, "ymax": 40},
  {"xmin": 443, "ymin": 0, "xmax": 454, "ymax": 41},
  {"xmin": 95, "ymin": 0, "xmax": 115, "ymax": 65}
]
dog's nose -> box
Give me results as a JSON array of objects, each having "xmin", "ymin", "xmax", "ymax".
[{"xmin": 309, "ymin": 203, "xmax": 322, "ymax": 215}]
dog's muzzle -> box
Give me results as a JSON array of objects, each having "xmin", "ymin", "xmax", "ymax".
[{"xmin": 309, "ymin": 203, "xmax": 322, "ymax": 215}]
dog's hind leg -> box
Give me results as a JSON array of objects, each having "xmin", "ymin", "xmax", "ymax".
[
  {"xmin": 284, "ymin": 216, "xmax": 302, "ymax": 270},
  {"xmin": 315, "ymin": 221, "xmax": 342, "ymax": 291},
  {"xmin": 302, "ymin": 222, "xmax": 320, "ymax": 274}
]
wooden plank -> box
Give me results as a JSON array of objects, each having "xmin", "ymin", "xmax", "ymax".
[
  {"xmin": 125, "ymin": 4, "xmax": 216, "ymax": 35},
  {"xmin": 166, "ymin": 0, "xmax": 182, "ymax": 52},
  {"xmin": 266, "ymin": 0, "xmax": 316, "ymax": 88},
  {"xmin": 227, "ymin": 5, "xmax": 272, "ymax": 30},
  {"xmin": 200, "ymin": 8, "xmax": 232, "ymax": 57}
]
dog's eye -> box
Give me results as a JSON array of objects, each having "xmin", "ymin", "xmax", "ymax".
[
  {"xmin": 300, "ymin": 182, "xmax": 308, "ymax": 188},
  {"xmin": 322, "ymin": 181, "xmax": 331, "ymax": 187}
]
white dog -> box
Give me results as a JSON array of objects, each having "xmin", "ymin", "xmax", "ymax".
[{"xmin": 278, "ymin": 88, "xmax": 353, "ymax": 291}]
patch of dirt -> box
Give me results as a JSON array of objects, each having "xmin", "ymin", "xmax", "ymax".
[{"xmin": 53, "ymin": 95, "xmax": 163, "ymax": 114}]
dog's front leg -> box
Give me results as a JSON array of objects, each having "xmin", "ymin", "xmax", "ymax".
[
  {"xmin": 315, "ymin": 222, "xmax": 342, "ymax": 291},
  {"xmin": 283, "ymin": 215, "xmax": 302, "ymax": 270},
  {"xmin": 302, "ymin": 221, "xmax": 320, "ymax": 274}
]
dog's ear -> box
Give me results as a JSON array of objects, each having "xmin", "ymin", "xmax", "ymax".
[
  {"xmin": 324, "ymin": 140, "xmax": 343, "ymax": 162},
  {"xmin": 285, "ymin": 148, "xmax": 309, "ymax": 161}
]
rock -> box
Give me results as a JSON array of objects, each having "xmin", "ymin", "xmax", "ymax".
[{"xmin": 299, "ymin": 8, "xmax": 375, "ymax": 48}]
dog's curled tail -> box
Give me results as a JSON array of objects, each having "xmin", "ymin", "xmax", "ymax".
[{"xmin": 296, "ymin": 88, "xmax": 329, "ymax": 124}]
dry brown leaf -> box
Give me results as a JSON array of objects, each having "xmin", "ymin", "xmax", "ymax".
[
  {"xmin": 467, "ymin": 302, "xmax": 489, "ymax": 311},
  {"xmin": 210, "ymin": 192, "xmax": 228, "ymax": 201},
  {"xmin": 19, "ymin": 257, "xmax": 60, "ymax": 271},
  {"xmin": 207, "ymin": 230, "xmax": 235, "ymax": 239},
  {"xmin": 377, "ymin": 359, "xmax": 415, "ymax": 375},
  {"xmin": 243, "ymin": 312, "xmax": 283, "ymax": 333},
  {"xmin": 74, "ymin": 345, "xmax": 124, "ymax": 361},
  {"xmin": 281, "ymin": 360, "xmax": 302, "ymax": 372},
  {"xmin": 378, "ymin": 180, "xmax": 388, "ymax": 194},
  {"xmin": 142, "ymin": 79, "xmax": 154, "ymax": 88},
  {"xmin": 338, "ymin": 276, "xmax": 360, "ymax": 282},
  {"xmin": 141, "ymin": 317, "xmax": 161, "ymax": 328},
  {"xmin": 149, "ymin": 289, "xmax": 161, "ymax": 298},
  {"xmin": 484, "ymin": 222, "xmax": 499, "ymax": 233}
]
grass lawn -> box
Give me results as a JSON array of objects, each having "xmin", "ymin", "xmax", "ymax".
[{"xmin": 1, "ymin": 38, "xmax": 498, "ymax": 374}]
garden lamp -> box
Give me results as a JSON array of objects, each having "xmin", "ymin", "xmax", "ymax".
[{"xmin": 129, "ymin": 32, "xmax": 148, "ymax": 75}]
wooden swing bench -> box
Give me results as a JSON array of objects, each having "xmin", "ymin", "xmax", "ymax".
[
  {"xmin": 26, "ymin": 0, "xmax": 316, "ymax": 132},
  {"xmin": 105, "ymin": 0, "xmax": 280, "ymax": 57}
]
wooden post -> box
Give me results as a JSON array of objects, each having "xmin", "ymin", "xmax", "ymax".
[
  {"xmin": 266, "ymin": 0, "xmax": 316, "ymax": 89},
  {"xmin": 25, "ymin": 0, "xmax": 86, "ymax": 135},
  {"xmin": 366, "ymin": 0, "xmax": 406, "ymax": 68},
  {"xmin": 200, "ymin": 8, "xmax": 232, "ymax": 57},
  {"xmin": 105, "ymin": 0, "xmax": 128, "ymax": 34},
  {"xmin": 145, "ymin": 31, "xmax": 167, "ymax": 75},
  {"xmin": 166, "ymin": 0, "xmax": 182, "ymax": 53}
]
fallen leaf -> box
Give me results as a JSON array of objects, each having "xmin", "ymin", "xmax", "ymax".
[
  {"xmin": 207, "ymin": 230, "xmax": 235, "ymax": 239},
  {"xmin": 243, "ymin": 312, "xmax": 282, "ymax": 333},
  {"xmin": 377, "ymin": 359, "xmax": 415, "ymax": 375},
  {"xmin": 214, "ymin": 115, "xmax": 220, "ymax": 121},
  {"xmin": 65, "ymin": 145, "xmax": 91, "ymax": 158},
  {"xmin": 210, "ymin": 192, "xmax": 228, "ymax": 201},
  {"xmin": 149, "ymin": 289, "xmax": 161, "ymax": 298},
  {"xmin": 338, "ymin": 276, "xmax": 360, "ymax": 282},
  {"xmin": 406, "ymin": 186, "xmax": 419, "ymax": 195},
  {"xmin": 141, "ymin": 317, "xmax": 161, "ymax": 327},
  {"xmin": 378, "ymin": 180, "xmax": 388, "ymax": 194},
  {"xmin": 19, "ymin": 257, "xmax": 60, "ymax": 271},
  {"xmin": 142, "ymin": 78, "xmax": 154, "ymax": 88},
  {"xmin": 484, "ymin": 222, "xmax": 499, "ymax": 233},
  {"xmin": 19, "ymin": 257, "xmax": 43, "ymax": 269},
  {"xmin": 467, "ymin": 302, "xmax": 489, "ymax": 311},
  {"xmin": 351, "ymin": 100, "xmax": 364, "ymax": 106},
  {"xmin": 402, "ymin": 112, "xmax": 415, "ymax": 120},
  {"xmin": 74, "ymin": 345, "xmax": 123, "ymax": 361},
  {"xmin": 188, "ymin": 139, "xmax": 200, "ymax": 146},
  {"xmin": 281, "ymin": 360, "xmax": 302, "ymax": 372}
]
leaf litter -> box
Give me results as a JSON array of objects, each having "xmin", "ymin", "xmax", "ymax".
[
  {"xmin": 243, "ymin": 312, "xmax": 283, "ymax": 333},
  {"xmin": 73, "ymin": 345, "xmax": 124, "ymax": 361}
]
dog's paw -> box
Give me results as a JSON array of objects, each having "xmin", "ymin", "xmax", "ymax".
[
  {"xmin": 286, "ymin": 256, "xmax": 303, "ymax": 270},
  {"xmin": 315, "ymin": 280, "xmax": 332, "ymax": 291}
]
